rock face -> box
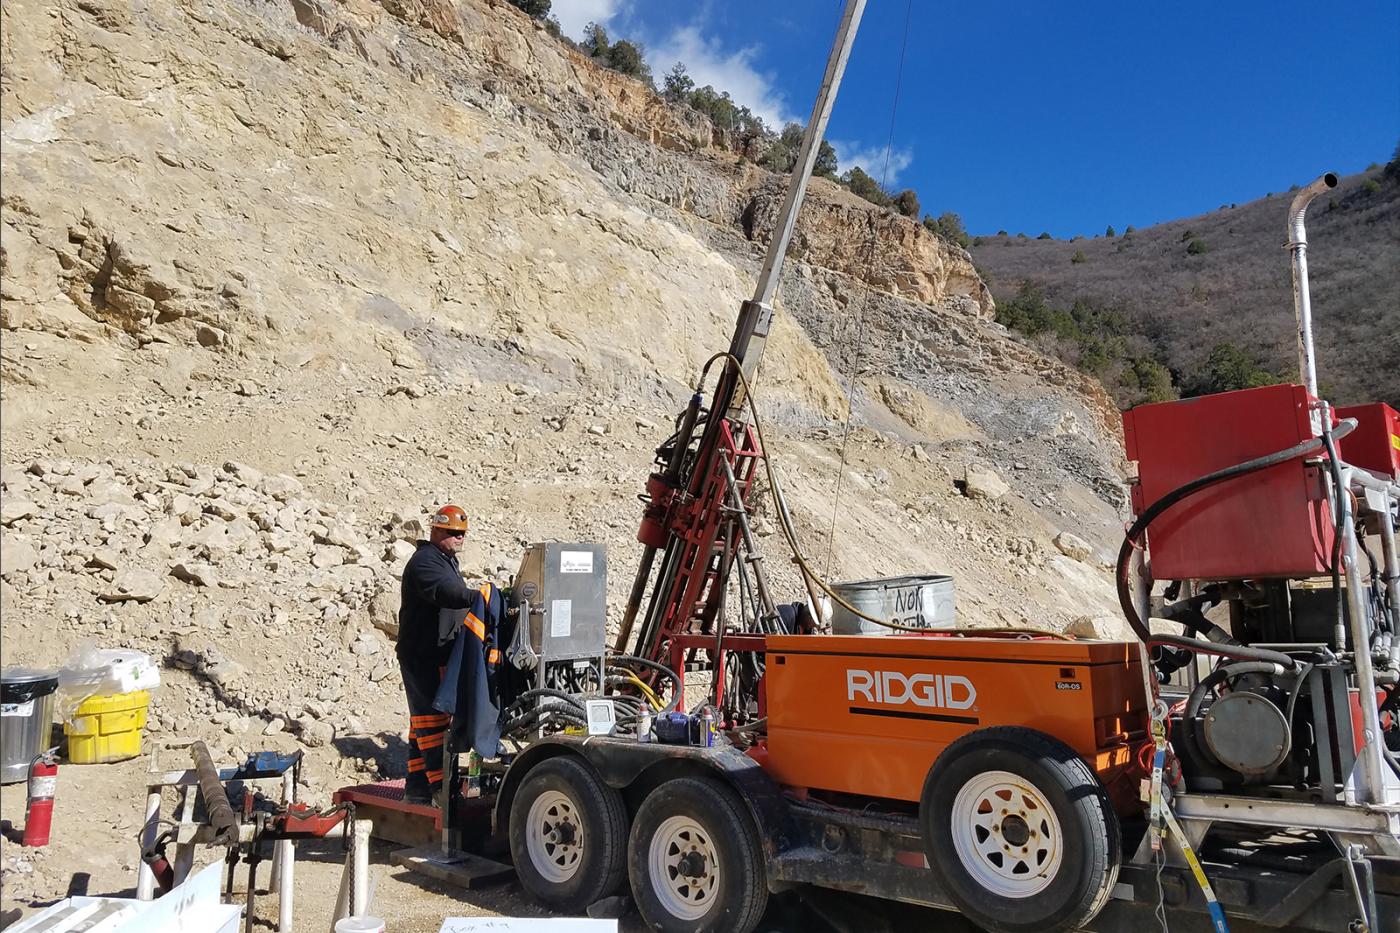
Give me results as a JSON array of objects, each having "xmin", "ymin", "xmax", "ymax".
[{"xmin": 744, "ymin": 181, "xmax": 992, "ymax": 314}]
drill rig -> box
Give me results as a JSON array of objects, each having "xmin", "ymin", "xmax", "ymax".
[{"xmin": 475, "ymin": 4, "xmax": 1400, "ymax": 931}]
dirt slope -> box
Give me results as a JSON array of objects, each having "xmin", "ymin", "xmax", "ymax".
[{"xmin": 970, "ymin": 168, "xmax": 1400, "ymax": 406}]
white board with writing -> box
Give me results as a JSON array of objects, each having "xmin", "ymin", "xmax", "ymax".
[{"xmin": 559, "ymin": 550, "xmax": 594, "ymax": 574}]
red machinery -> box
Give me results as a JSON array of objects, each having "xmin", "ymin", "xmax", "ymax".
[
  {"xmin": 1123, "ymin": 383, "xmax": 1336, "ymax": 579},
  {"xmin": 1338, "ymin": 402, "xmax": 1400, "ymax": 480},
  {"xmin": 572, "ymin": 154, "xmax": 1400, "ymax": 932}
]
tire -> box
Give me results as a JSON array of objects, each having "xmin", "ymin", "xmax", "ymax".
[
  {"xmin": 508, "ymin": 755, "xmax": 628, "ymax": 913},
  {"xmin": 627, "ymin": 776, "xmax": 768, "ymax": 933},
  {"xmin": 920, "ymin": 727, "xmax": 1120, "ymax": 933}
]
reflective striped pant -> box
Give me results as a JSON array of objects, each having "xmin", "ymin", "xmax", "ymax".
[{"xmin": 400, "ymin": 657, "xmax": 450, "ymax": 793}]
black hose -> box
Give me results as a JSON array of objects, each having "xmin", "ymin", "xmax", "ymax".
[
  {"xmin": 1384, "ymin": 741, "xmax": 1400, "ymax": 780},
  {"xmin": 1151, "ymin": 633, "xmax": 1297, "ymax": 668},
  {"xmin": 504, "ymin": 688, "xmax": 586, "ymax": 714},
  {"xmin": 1283, "ymin": 662, "xmax": 1315, "ymax": 773},
  {"xmin": 608, "ymin": 653, "xmax": 683, "ymax": 711},
  {"xmin": 1321, "ymin": 427, "xmax": 1349, "ymax": 647},
  {"xmin": 500, "ymin": 705, "xmax": 588, "ymax": 737},
  {"xmin": 1116, "ymin": 434, "xmax": 1329, "ymax": 646}
]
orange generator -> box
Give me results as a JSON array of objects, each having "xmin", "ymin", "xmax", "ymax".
[{"xmin": 760, "ymin": 633, "xmax": 1150, "ymax": 813}]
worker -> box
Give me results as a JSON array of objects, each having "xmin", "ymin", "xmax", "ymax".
[{"xmin": 397, "ymin": 504, "xmax": 482, "ymax": 806}]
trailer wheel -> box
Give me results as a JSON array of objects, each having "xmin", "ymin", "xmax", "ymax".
[
  {"xmin": 509, "ymin": 755, "xmax": 628, "ymax": 913},
  {"xmin": 920, "ymin": 727, "xmax": 1120, "ymax": 933},
  {"xmin": 628, "ymin": 776, "xmax": 768, "ymax": 933}
]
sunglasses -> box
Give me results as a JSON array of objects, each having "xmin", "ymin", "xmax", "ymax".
[{"xmin": 441, "ymin": 530, "xmax": 466, "ymax": 538}]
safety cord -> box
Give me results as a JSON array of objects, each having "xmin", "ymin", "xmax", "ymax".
[
  {"xmin": 824, "ymin": 0, "xmax": 916, "ymax": 578},
  {"xmin": 1147, "ymin": 699, "xmax": 1231, "ymax": 933}
]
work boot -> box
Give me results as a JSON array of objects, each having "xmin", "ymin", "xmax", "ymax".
[{"xmin": 403, "ymin": 777, "xmax": 432, "ymax": 806}]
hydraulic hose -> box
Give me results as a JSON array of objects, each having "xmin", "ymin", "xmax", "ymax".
[
  {"xmin": 498, "ymin": 656, "xmax": 685, "ymax": 742},
  {"xmin": 608, "ymin": 653, "xmax": 683, "ymax": 711},
  {"xmin": 1152, "ymin": 634, "xmax": 1297, "ymax": 668}
]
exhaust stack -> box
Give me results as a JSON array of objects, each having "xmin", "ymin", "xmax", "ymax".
[{"xmin": 1286, "ymin": 171, "xmax": 1339, "ymax": 409}]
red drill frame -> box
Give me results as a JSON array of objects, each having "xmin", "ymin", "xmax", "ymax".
[{"xmin": 637, "ymin": 419, "xmax": 762, "ymax": 666}]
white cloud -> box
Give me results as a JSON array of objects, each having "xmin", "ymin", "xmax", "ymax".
[
  {"xmin": 551, "ymin": 0, "xmax": 630, "ymax": 39},
  {"xmin": 645, "ymin": 26, "xmax": 793, "ymax": 128},
  {"xmin": 830, "ymin": 140, "xmax": 914, "ymax": 187}
]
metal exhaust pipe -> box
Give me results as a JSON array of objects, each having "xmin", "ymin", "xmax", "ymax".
[{"xmin": 1286, "ymin": 172, "xmax": 1339, "ymax": 410}]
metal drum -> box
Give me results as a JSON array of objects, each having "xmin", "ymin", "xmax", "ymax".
[
  {"xmin": 1, "ymin": 667, "xmax": 59, "ymax": 784},
  {"xmin": 829, "ymin": 574, "xmax": 956, "ymax": 635}
]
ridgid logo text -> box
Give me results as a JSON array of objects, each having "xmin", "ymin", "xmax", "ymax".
[{"xmin": 846, "ymin": 669, "xmax": 977, "ymax": 710}]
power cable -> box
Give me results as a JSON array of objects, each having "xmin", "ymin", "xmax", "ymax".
[{"xmin": 823, "ymin": 0, "xmax": 915, "ymax": 578}]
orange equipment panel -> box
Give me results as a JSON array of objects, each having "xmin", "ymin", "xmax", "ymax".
[{"xmin": 762, "ymin": 635, "xmax": 1150, "ymax": 811}]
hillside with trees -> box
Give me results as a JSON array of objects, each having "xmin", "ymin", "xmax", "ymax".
[{"xmin": 969, "ymin": 161, "xmax": 1400, "ymax": 408}]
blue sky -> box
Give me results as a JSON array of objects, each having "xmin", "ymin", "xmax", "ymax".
[{"xmin": 550, "ymin": 1, "xmax": 1400, "ymax": 238}]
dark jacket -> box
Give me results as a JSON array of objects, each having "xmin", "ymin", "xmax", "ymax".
[
  {"xmin": 397, "ymin": 541, "xmax": 480, "ymax": 663},
  {"xmin": 433, "ymin": 582, "xmax": 515, "ymax": 756}
]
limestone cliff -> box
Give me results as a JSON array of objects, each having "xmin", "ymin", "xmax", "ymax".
[
  {"xmin": 290, "ymin": 0, "xmax": 993, "ymax": 317},
  {"xmin": 1, "ymin": 0, "xmax": 1133, "ymax": 681}
]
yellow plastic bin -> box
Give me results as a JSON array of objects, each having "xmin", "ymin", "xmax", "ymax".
[{"xmin": 65, "ymin": 690, "xmax": 150, "ymax": 764}]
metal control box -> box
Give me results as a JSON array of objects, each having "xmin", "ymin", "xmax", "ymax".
[
  {"xmin": 511, "ymin": 543, "xmax": 608, "ymax": 662},
  {"xmin": 1123, "ymin": 383, "xmax": 1335, "ymax": 580}
]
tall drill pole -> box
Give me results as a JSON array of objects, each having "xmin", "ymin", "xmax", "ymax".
[
  {"xmin": 615, "ymin": 0, "xmax": 867, "ymax": 654},
  {"xmin": 726, "ymin": 0, "xmax": 867, "ymax": 418}
]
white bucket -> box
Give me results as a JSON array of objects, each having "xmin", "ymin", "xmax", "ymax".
[{"xmin": 334, "ymin": 918, "xmax": 385, "ymax": 933}]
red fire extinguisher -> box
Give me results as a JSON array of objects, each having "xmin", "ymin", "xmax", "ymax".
[{"xmin": 22, "ymin": 749, "xmax": 59, "ymax": 847}]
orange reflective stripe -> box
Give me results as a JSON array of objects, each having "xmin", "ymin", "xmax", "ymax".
[
  {"xmin": 464, "ymin": 613, "xmax": 486, "ymax": 641},
  {"xmin": 411, "ymin": 714, "xmax": 450, "ymax": 727},
  {"xmin": 417, "ymin": 731, "xmax": 446, "ymax": 749},
  {"xmin": 410, "ymin": 715, "xmax": 449, "ymax": 727},
  {"xmin": 407, "ymin": 758, "xmax": 426, "ymax": 773},
  {"xmin": 488, "ymin": 648, "xmax": 501, "ymax": 664},
  {"xmin": 478, "ymin": 584, "xmax": 493, "ymax": 600},
  {"xmin": 426, "ymin": 770, "xmax": 444, "ymax": 784}
]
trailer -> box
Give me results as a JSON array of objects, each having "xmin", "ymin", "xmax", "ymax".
[{"xmin": 489, "ymin": 733, "xmax": 1399, "ymax": 932}]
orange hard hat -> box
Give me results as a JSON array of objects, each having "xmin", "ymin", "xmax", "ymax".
[{"xmin": 430, "ymin": 505, "xmax": 469, "ymax": 532}]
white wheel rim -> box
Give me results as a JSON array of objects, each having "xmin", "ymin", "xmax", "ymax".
[
  {"xmin": 950, "ymin": 769, "xmax": 1063, "ymax": 898},
  {"xmin": 525, "ymin": 789, "xmax": 585, "ymax": 884},
  {"xmin": 648, "ymin": 815, "xmax": 720, "ymax": 920}
]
